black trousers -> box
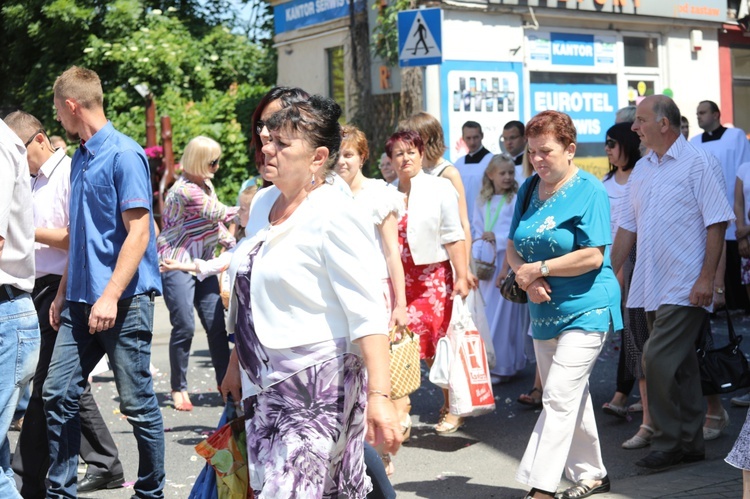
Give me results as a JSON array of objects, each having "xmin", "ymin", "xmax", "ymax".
[
  {"xmin": 12, "ymin": 275, "xmax": 123, "ymax": 499},
  {"xmin": 725, "ymin": 240, "xmax": 750, "ymax": 311}
]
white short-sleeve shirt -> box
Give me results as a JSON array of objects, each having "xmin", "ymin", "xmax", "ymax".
[{"xmin": 618, "ymin": 136, "xmax": 734, "ymax": 312}]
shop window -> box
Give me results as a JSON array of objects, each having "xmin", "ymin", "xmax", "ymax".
[
  {"xmin": 624, "ymin": 36, "xmax": 658, "ymax": 68},
  {"xmin": 732, "ymin": 47, "xmax": 750, "ymax": 133},
  {"xmin": 529, "ymin": 71, "xmax": 617, "ymax": 162},
  {"xmin": 327, "ymin": 46, "xmax": 345, "ymax": 109}
]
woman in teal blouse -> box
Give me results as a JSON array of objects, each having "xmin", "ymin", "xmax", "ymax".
[{"xmin": 507, "ymin": 111, "xmax": 622, "ymax": 499}]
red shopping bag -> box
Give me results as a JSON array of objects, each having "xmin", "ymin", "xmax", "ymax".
[{"xmin": 447, "ymin": 297, "xmax": 496, "ymax": 417}]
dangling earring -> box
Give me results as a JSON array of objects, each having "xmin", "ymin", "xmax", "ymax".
[{"xmin": 311, "ymin": 173, "xmax": 315, "ymax": 185}]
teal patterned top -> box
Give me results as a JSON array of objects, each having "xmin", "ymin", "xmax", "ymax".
[{"xmin": 508, "ymin": 170, "xmax": 623, "ymax": 340}]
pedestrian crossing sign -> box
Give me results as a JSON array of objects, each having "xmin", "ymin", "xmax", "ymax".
[{"xmin": 398, "ymin": 8, "xmax": 442, "ymax": 67}]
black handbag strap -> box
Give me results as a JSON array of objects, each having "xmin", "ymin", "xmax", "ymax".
[
  {"xmin": 697, "ymin": 307, "xmax": 742, "ymax": 355},
  {"xmin": 522, "ymin": 174, "xmax": 540, "ymax": 215}
]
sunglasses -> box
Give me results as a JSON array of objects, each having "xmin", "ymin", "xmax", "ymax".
[
  {"xmin": 255, "ymin": 120, "xmax": 265, "ymax": 136},
  {"xmin": 209, "ymin": 158, "xmax": 220, "ymax": 168},
  {"xmin": 605, "ymin": 139, "xmax": 617, "ymax": 149},
  {"xmin": 24, "ymin": 128, "xmax": 47, "ymax": 147}
]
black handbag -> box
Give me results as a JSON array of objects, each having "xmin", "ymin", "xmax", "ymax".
[
  {"xmin": 500, "ymin": 174, "xmax": 540, "ymax": 304},
  {"xmin": 697, "ymin": 309, "xmax": 750, "ymax": 395}
]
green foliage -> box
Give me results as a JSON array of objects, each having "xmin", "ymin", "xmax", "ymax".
[
  {"xmin": 0, "ymin": 0, "xmax": 274, "ymax": 204},
  {"xmin": 371, "ymin": 0, "xmax": 411, "ymax": 67}
]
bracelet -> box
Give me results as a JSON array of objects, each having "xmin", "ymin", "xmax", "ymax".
[{"xmin": 368, "ymin": 390, "xmax": 391, "ymax": 399}]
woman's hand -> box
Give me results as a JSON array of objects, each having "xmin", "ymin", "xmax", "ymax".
[
  {"xmin": 740, "ymin": 238, "xmax": 750, "ymax": 259},
  {"xmin": 527, "ymin": 278, "xmax": 552, "ymax": 303},
  {"xmin": 466, "ymin": 270, "xmax": 479, "ymax": 290},
  {"xmin": 514, "ymin": 262, "xmax": 541, "ymax": 290},
  {"xmin": 389, "ymin": 305, "xmax": 408, "ymax": 329},
  {"xmin": 220, "ymin": 349, "xmax": 242, "ymax": 406},
  {"xmin": 452, "ymin": 276, "xmax": 470, "ymax": 299},
  {"xmin": 480, "ymin": 231, "xmax": 496, "ymax": 244},
  {"xmin": 366, "ymin": 396, "xmax": 403, "ymax": 455},
  {"xmin": 159, "ymin": 258, "xmax": 194, "ymax": 273}
]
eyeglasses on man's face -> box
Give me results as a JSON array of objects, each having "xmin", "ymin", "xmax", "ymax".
[{"xmin": 24, "ymin": 128, "xmax": 48, "ymax": 148}]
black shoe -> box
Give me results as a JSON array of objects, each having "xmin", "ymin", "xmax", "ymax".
[
  {"xmin": 635, "ymin": 450, "xmax": 684, "ymax": 470},
  {"xmin": 561, "ymin": 475, "xmax": 610, "ymax": 499},
  {"xmin": 78, "ymin": 472, "xmax": 125, "ymax": 493},
  {"xmin": 682, "ymin": 452, "xmax": 705, "ymax": 463}
]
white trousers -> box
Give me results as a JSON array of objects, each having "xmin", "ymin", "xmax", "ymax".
[{"xmin": 515, "ymin": 329, "xmax": 607, "ymax": 492}]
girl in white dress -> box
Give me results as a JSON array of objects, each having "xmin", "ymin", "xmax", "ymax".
[
  {"xmin": 335, "ymin": 124, "xmax": 409, "ymax": 475},
  {"xmin": 472, "ymin": 154, "xmax": 530, "ymax": 381}
]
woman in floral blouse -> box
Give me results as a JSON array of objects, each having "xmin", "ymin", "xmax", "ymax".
[
  {"xmin": 507, "ymin": 111, "xmax": 622, "ymax": 499},
  {"xmin": 157, "ymin": 136, "xmax": 238, "ymax": 411}
]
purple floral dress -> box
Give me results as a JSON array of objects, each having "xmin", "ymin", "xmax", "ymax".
[{"xmin": 234, "ymin": 243, "xmax": 371, "ymax": 498}]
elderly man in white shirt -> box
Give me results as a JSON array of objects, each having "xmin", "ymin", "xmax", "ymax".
[
  {"xmin": 4, "ymin": 111, "xmax": 124, "ymax": 495},
  {"xmin": 611, "ymin": 95, "xmax": 734, "ymax": 471}
]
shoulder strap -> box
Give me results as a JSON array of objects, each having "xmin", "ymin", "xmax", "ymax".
[{"xmin": 522, "ymin": 174, "xmax": 540, "ymax": 214}]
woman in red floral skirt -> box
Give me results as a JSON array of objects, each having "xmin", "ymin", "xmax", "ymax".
[{"xmin": 386, "ymin": 130, "xmax": 469, "ymax": 434}]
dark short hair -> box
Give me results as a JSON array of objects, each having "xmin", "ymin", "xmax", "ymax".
[
  {"xmin": 699, "ymin": 99, "xmax": 721, "ymax": 120},
  {"xmin": 462, "ymin": 121, "xmax": 482, "ymax": 134},
  {"xmin": 385, "ymin": 130, "xmax": 424, "ymax": 158},
  {"xmin": 604, "ymin": 122, "xmax": 641, "ymax": 179},
  {"xmin": 503, "ymin": 120, "xmax": 525, "ymax": 135},
  {"xmin": 681, "ymin": 115, "xmax": 689, "ymax": 124},
  {"xmin": 251, "ymin": 87, "xmax": 310, "ymax": 167},
  {"xmin": 525, "ymin": 111, "xmax": 576, "ymax": 147},
  {"xmin": 265, "ymin": 95, "xmax": 342, "ymax": 171}
]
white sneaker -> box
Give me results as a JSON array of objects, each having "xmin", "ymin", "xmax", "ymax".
[{"xmin": 731, "ymin": 392, "xmax": 750, "ymax": 407}]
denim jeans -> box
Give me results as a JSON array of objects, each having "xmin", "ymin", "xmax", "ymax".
[
  {"xmin": 43, "ymin": 295, "xmax": 165, "ymax": 498},
  {"xmin": 0, "ymin": 291, "xmax": 40, "ymax": 498},
  {"xmin": 161, "ymin": 270, "xmax": 229, "ymax": 391}
]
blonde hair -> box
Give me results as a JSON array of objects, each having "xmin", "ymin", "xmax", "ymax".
[
  {"xmin": 238, "ymin": 184, "xmax": 258, "ymax": 206},
  {"xmin": 4, "ymin": 111, "xmax": 44, "ymax": 143},
  {"xmin": 398, "ymin": 112, "xmax": 446, "ymax": 164},
  {"xmin": 53, "ymin": 66, "xmax": 104, "ymax": 110},
  {"xmin": 479, "ymin": 154, "xmax": 517, "ymax": 204},
  {"xmin": 341, "ymin": 124, "xmax": 369, "ymax": 163},
  {"xmin": 181, "ymin": 136, "xmax": 221, "ymax": 179}
]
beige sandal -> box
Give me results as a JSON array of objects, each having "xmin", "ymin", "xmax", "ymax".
[
  {"xmin": 622, "ymin": 424, "xmax": 654, "ymax": 449},
  {"xmin": 435, "ymin": 413, "xmax": 465, "ymax": 435}
]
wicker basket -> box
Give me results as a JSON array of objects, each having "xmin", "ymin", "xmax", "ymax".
[{"xmin": 472, "ymin": 238, "xmax": 497, "ymax": 281}]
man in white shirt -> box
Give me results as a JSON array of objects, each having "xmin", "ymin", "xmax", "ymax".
[
  {"xmin": 611, "ymin": 95, "xmax": 733, "ymax": 471},
  {"xmin": 0, "ymin": 118, "xmax": 40, "ymax": 499},
  {"xmin": 501, "ymin": 121, "xmax": 527, "ymax": 185},
  {"xmin": 690, "ymin": 100, "xmax": 750, "ymax": 311},
  {"xmin": 454, "ymin": 121, "xmax": 492, "ymax": 217},
  {"xmin": 4, "ymin": 111, "xmax": 124, "ymax": 496}
]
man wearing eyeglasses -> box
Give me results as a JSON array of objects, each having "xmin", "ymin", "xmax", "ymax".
[
  {"xmin": 44, "ymin": 66, "xmax": 164, "ymax": 498},
  {"xmin": 0, "ymin": 118, "xmax": 40, "ymax": 499},
  {"xmin": 4, "ymin": 111, "xmax": 125, "ymax": 497}
]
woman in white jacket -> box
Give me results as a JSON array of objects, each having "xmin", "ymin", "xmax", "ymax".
[
  {"xmin": 386, "ymin": 129, "xmax": 469, "ymax": 435},
  {"xmin": 220, "ymin": 96, "xmax": 401, "ymax": 498}
]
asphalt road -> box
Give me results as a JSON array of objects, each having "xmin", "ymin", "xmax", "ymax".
[{"xmin": 9, "ymin": 298, "xmax": 747, "ymax": 498}]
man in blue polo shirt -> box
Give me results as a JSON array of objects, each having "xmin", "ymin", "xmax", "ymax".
[{"xmin": 44, "ymin": 66, "xmax": 164, "ymax": 499}]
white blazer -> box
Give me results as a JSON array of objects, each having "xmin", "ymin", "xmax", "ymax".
[
  {"xmin": 405, "ymin": 171, "xmax": 465, "ymax": 265},
  {"xmin": 226, "ymin": 184, "xmax": 388, "ymax": 350}
]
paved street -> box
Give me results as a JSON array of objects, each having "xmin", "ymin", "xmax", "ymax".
[{"xmin": 11, "ymin": 297, "xmax": 747, "ymax": 498}]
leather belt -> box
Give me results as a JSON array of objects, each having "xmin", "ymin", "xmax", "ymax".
[{"xmin": 0, "ymin": 284, "xmax": 26, "ymax": 303}]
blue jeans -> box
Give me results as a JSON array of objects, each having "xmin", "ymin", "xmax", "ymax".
[
  {"xmin": 0, "ymin": 291, "xmax": 40, "ymax": 498},
  {"xmin": 161, "ymin": 270, "xmax": 229, "ymax": 391},
  {"xmin": 43, "ymin": 295, "xmax": 165, "ymax": 498}
]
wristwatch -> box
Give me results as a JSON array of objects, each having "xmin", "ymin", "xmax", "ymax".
[{"xmin": 540, "ymin": 260, "xmax": 550, "ymax": 278}]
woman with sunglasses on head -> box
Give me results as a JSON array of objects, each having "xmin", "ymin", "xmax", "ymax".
[
  {"xmin": 157, "ymin": 136, "xmax": 239, "ymax": 411},
  {"xmin": 599, "ymin": 123, "xmax": 657, "ymax": 449}
]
